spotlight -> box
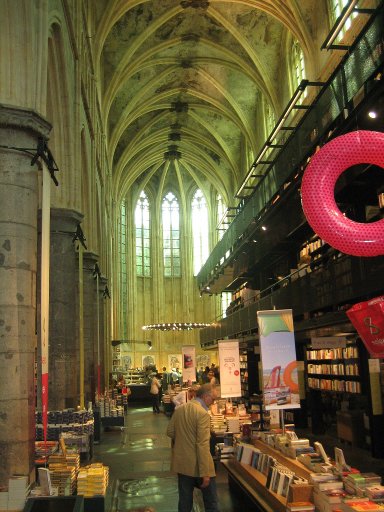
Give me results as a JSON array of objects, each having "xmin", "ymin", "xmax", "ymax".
[
  {"xmin": 261, "ymin": 226, "xmax": 267, "ymax": 231},
  {"xmin": 368, "ymin": 111, "xmax": 377, "ymax": 119}
]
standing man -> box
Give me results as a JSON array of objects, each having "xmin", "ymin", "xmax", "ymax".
[
  {"xmin": 166, "ymin": 384, "xmax": 219, "ymax": 512},
  {"xmin": 150, "ymin": 373, "xmax": 162, "ymax": 413}
]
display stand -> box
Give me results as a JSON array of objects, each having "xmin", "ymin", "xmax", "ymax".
[{"xmin": 221, "ymin": 440, "xmax": 313, "ymax": 512}]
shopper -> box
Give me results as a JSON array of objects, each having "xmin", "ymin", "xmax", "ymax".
[
  {"xmin": 150, "ymin": 373, "xmax": 162, "ymax": 413},
  {"xmin": 172, "ymin": 384, "xmax": 199, "ymax": 409},
  {"xmin": 201, "ymin": 366, "xmax": 210, "ymax": 383},
  {"xmin": 166, "ymin": 383, "xmax": 219, "ymax": 512}
]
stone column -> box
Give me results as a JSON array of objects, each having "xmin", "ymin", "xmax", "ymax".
[
  {"xmin": 0, "ymin": 104, "xmax": 51, "ymax": 486},
  {"xmin": 83, "ymin": 252, "xmax": 98, "ymax": 404},
  {"xmin": 100, "ymin": 275, "xmax": 109, "ymax": 391},
  {"xmin": 49, "ymin": 208, "xmax": 83, "ymax": 410}
]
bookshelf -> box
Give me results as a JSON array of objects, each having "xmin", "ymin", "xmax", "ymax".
[{"xmin": 305, "ymin": 344, "xmax": 361, "ymax": 394}]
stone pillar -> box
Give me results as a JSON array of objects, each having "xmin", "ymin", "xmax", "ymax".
[
  {"xmin": 49, "ymin": 208, "xmax": 83, "ymax": 410},
  {"xmin": 99, "ymin": 275, "xmax": 108, "ymax": 392},
  {"xmin": 83, "ymin": 252, "xmax": 98, "ymax": 405},
  {"xmin": 0, "ymin": 104, "xmax": 51, "ymax": 486}
]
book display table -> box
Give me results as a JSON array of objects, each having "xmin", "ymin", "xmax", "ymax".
[{"xmin": 221, "ymin": 440, "xmax": 313, "ymax": 512}]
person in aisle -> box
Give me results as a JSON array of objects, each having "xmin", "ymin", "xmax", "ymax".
[
  {"xmin": 150, "ymin": 373, "xmax": 162, "ymax": 413},
  {"xmin": 172, "ymin": 384, "xmax": 199, "ymax": 410},
  {"xmin": 171, "ymin": 367, "xmax": 182, "ymax": 384},
  {"xmin": 161, "ymin": 366, "xmax": 170, "ymax": 392},
  {"xmin": 166, "ymin": 383, "xmax": 219, "ymax": 512},
  {"xmin": 201, "ymin": 366, "xmax": 210, "ymax": 383},
  {"xmin": 207, "ymin": 370, "xmax": 217, "ymax": 386}
]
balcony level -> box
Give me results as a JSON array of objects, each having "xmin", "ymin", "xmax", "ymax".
[{"xmin": 197, "ymin": 4, "xmax": 384, "ymax": 296}]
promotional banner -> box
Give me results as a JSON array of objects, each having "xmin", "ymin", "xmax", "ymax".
[
  {"xmin": 218, "ymin": 340, "xmax": 241, "ymax": 398},
  {"xmin": 347, "ymin": 296, "xmax": 384, "ymax": 357},
  {"xmin": 182, "ymin": 345, "xmax": 196, "ymax": 383},
  {"xmin": 257, "ymin": 309, "xmax": 300, "ymax": 411},
  {"xmin": 41, "ymin": 164, "xmax": 51, "ymax": 444}
]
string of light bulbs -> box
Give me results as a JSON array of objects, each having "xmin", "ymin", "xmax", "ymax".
[{"xmin": 142, "ymin": 322, "xmax": 210, "ymax": 331}]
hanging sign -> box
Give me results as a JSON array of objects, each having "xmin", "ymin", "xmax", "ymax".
[
  {"xmin": 182, "ymin": 345, "xmax": 196, "ymax": 383},
  {"xmin": 257, "ymin": 309, "xmax": 300, "ymax": 411},
  {"xmin": 347, "ymin": 296, "xmax": 384, "ymax": 357},
  {"xmin": 41, "ymin": 164, "xmax": 51, "ymax": 444},
  {"xmin": 218, "ymin": 340, "xmax": 241, "ymax": 398}
]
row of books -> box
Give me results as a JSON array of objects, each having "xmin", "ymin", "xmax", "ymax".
[
  {"xmin": 307, "ymin": 347, "xmax": 358, "ymax": 360},
  {"xmin": 307, "ymin": 363, "xmax": 359, "ymax": 376},
  {"xmin": 35, "ymin": 409, "xmax": 93, "ymax": 425},
  {"xmin": 307, "ymin": 377, "xmax": 361, "ymax": 393},
  {"xmin": 35, "ymin": 420, "xmax": 94, "ymax": 440}
]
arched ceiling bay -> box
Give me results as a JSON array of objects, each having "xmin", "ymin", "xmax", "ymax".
[{"xmin": 95, "ymin": 0, "xmax": 317, "ymax": 203}]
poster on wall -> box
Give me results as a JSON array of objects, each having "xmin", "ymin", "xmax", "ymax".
[
  {"xmin": 168, "ymin": 354, "xmax": 182, "ymax": 371},
  {"xmin": 257, "ymin": 309, "xmax": 300, "ymax": 411},
  {"xmin": 142, "ymin": 354, "xmax": 155, "ymax": 368},
  {"xmin": 182, "ymin": 346, "xmax": 196, "ymax": 383},
  {"xmin": 218, "ymin": 340, "xmax": 241, "ymax": 398},
  {"xmin": 196, "ymin": 353, "xmax": 210, "ymax": 371}
]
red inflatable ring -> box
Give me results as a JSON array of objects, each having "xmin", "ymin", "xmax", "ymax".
[{"xmin": 301, "ymin": 130, "xmax": 384, "ymax": 257}]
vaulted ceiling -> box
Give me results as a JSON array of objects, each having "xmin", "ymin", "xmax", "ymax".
[{"xmin": 93, "ymin": 0, "xmax": 319, "ymax": 204}]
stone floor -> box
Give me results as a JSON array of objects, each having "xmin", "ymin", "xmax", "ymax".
[{"xmin": 92, "ymin": 405, "xmax": 242, "ymax": 512}]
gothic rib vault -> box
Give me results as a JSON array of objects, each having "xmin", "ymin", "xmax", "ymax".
[{"xmin": 92, "ymin": 0, "xmax": 320, "ymax": 205}]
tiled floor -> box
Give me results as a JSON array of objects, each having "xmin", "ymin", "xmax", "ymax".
[{"xmin": 92, "ymin": 405, "xmax": 242, "ymax": 512}]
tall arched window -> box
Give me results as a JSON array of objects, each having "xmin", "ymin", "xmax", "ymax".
[
  {"xmin": 120, "ymin": 201, "xmax": 127, "ymax": 338},
  {"xmin": 329, "ymin": 0, "xmax": 355, "ymax": 37},
  {"xmin": 221, "ymin": 292, "xmax": 232, "ymax": 318},
  {"xmin": 264, "ymin": 100, "xmax": 276, "ymax": 139},
  {"xmin": 217, "ymin": 193, "xmax": 227, "ymax": 241},
  {"xmin": 135, "ymin": 191, "xmax": 151, "ymax": 277},
  {"xmin": 162, "ymin": 192, "xmax": 180, "ymax": 277},
  {"xmin": 192, "ymin": 189, "xmax": 209, "ymax": 276},
  {"xmin": 292, "ymin": 41, "xmax": 305, "ymax": 89}
]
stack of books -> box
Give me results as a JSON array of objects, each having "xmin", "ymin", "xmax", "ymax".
[
  {"xmin": 48, "ymin": 465, "xmax": 76, "ymax": 496},
  {"xmin": 0, "ymin": 490, "xmax": 8, "ymax": 511},
  {"xmin": 226, "ymin": 417, "xmax": 240, "ymax": 434},
  {"xmin": 7, "ymin": 476, "xmax": 29, "ymax": 511},
  {"xmin": 366, "ymin": 485, "xmax": 384, "ymax": 501},
  {"xmin": 287, "ymin": 502, "xmax": 315, "ymax": 512},
  {"xmin": 343, "ymin": 473, "xmax": 382, "ymax": 496},
  {"xmin": 77, "ymin": 463, "xmax": 109, "ymax": 497},
  {"xmin": 210, "ymin": 413, "xmax": 226, "ymax": 434}
]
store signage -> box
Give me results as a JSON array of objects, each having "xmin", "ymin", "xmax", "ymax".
[
  {"xmin": 257, "ymin": 309, "xmax": 300, "ymax": 411},
  {"xmin": 181, "ymin": 345, "xmax": 196, "ymax": 383},
  {"xmin": 347, "ymin": 296, "xmax": 384, "ymax": 358},
  {"xmin": 311, "ymin": 337, "xmax": 347, "ymax": 349},
  {"xmin": 218, "ymin": 340, "xmax": 241, "ymax": 398}
]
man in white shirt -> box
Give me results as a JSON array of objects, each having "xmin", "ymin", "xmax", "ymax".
[{"xmin": 172, "ymin": 385, "xmax": 199, "ymax": 409}]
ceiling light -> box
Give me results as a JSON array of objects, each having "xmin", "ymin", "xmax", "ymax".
[
  {"xmin": 368, "ymin": 111, "xmax": 377, "ymax": 119},
  {"xmin": 142, "ymin": 323, "xmax": 211, "ymax": 331}
]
